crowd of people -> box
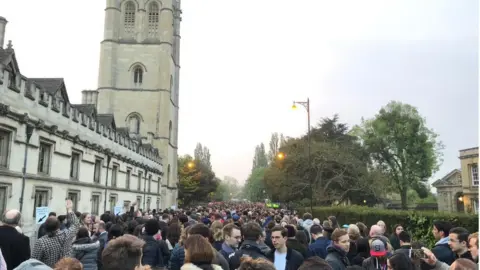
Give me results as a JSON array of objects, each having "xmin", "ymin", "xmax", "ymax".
[{"xmin": 0, "ymin": 200, "xmax": 478, "ymax": 270}]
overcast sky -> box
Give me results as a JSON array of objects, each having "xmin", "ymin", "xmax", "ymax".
[{"xmin": 3, "ymin": 0, "xmax": 478, "ymax": 186}]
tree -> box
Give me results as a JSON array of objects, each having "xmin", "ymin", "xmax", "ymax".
[
  {"xmin": 267, "ymin": 133, "xmax": 282, "ymax": 163},
  {"xmin": 177, "ymin": 154, "xmax": 219, "ymax": 206},
  {"xmin": 353, "ymin": 101, "xmax": 443, "ymax": 209},
  {"xmin": 243, "ymin": 167, "xmax": 267, "ymax": 202},
  {"xmin": 194, "ymin": 142, "xmax": 212, "ymax": 171},
  {"xmin": 263, "ymin": 115, "xmax": 386, "ymax": 209},
  {"xmin": 252, "ymin": 143, "xmax": 268, "ymax": 171}
]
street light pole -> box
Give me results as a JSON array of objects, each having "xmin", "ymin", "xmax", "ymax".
[
  {"xmin": 292, "ymin": 98, "xmax": 312, "ymax": 213},
  {"xmin": 19, "ymin": 124, "xmax": 34, "ymax": 213},
  {"xmin": 103, "ymin": 154, "xmax": 112, "ymax": 213}
]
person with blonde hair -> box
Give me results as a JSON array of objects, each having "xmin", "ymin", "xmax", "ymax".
[
  {"xmin": 210, "ymin": 221, "xmax": 223, "ymax": 251},
  {"xmin": 238, "ymin": 257, "xmax": 275, "ymax": 270},
  {"xmin": 54, "ymin": 258, "xmax": 83, "ymax": 270},
  {"xmin": 468, "ymin": 232, "xmax": 478, "ymax": 262},
  {"xmin": 182, "ymin": 235, "xmax": 222, "ymax": 270}
]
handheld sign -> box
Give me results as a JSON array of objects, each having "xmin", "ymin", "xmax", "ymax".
[
  {"xmin": 114, "ymin": 206, "xmax": 123, "ymax": 216},
  {"xmin": 36, "ymin": 207, "xmax": 50, "ymax": 224}
]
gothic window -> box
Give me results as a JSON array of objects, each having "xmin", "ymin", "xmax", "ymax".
[
  {"xmin": 133, "ymin": 66, "xmax": 143, "ymax": 84},
  {"xmin": 168, "ymin": 121, "xmax": 172, "ymax": 141},
  {"xmin": 128, "ymin": 115, "xmax": 141, "ymax": 134},
  {"xmin": 124, "ymin": 1, "xmax": 136, "ymax": 37},
  {"xmin": 148, "ymin": 2, "xmax": 160, "ymax": 38}
]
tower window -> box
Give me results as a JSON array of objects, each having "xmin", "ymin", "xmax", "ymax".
[
  {"xmin": 148, "ymin": 2, "xmax": 160, "ymax": 37},
  {"xmin": 128, "ymin": 115, "xmax": 141, "ymax": 134},
  {"xmin": 168, "ymin": 121, "xmax": 172, "ymax": 141},
  {"xmin": 133, "ymin": 66, "xmax": 143, "ymax": 84},
  {"xmin": 124, "ymin": 1, "xmax": 136, "ymax": 36}
]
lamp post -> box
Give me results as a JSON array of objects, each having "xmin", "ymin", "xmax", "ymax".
[
  {"xmin": 292, "ymin": 98, "xmax": 312, "ymax": 213},
  {"xmin": 103, "ymin": 154, "xmax": 112, "ymax": 213},
  {"xmin": 19, "ymin": 124, "xmax": 34, "ymax": 212}
]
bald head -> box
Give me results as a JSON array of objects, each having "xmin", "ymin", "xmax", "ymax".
[
  {"xmin": 3, "ymin": 209, "xmax": 21, "ymax": 226},
  {"xmin": 370, "ymin": 225, "xmax": 383, "ymax": 237}
]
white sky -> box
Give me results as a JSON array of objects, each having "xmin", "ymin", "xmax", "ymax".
[{"xmin": 2, "ymin": 0, "xmax": 478, "ymax": 186}]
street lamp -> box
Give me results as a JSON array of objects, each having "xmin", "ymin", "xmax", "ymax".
[
  {"xmin": 187, "ymin": 161, "xmax": 195, "ymax": 169},
  {"xmin": 292, "ymin": 98, "xmax": 312, "ymax": 213},
  {"xmin": 276, "ymin": 152, "xmax": 286, "ymax": 160},
  {"xmin": 19, "ymin": 124, "xmax": 34, "ymax": 212}
]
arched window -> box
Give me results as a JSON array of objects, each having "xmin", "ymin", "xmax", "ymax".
[
  {"xmin": 148, "ymin": 2, "xmax": 160, "ymax": 37},
  {"xmin": 128, "ymin": 115, "xmax": 140, "ymax": 134},
  {"xmin": 124, "ymin": 1, "xmax": 136, "ymax": 36},
  {"xmin": 167, "ymin": 164, "xmax": 171, "ymax": 186},
  {"xmin": 133, "ymin": 66, "xmax": 143, "ymax": 84},
  {"xmin": 168, "ymin": 121, "xmax": 172, "ymax": 140}
]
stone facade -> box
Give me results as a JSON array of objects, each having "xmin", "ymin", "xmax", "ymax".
[
  {"xmin": 433, "ymin": 147, "xmax": 479, "ymax": 214},
  {"xmin": 0, "ymin": 10, "xmax": 177, "ymax": 239},
  {"xmin": 81, "ymin": 0, "xmax": 181, "ymax": 201}
]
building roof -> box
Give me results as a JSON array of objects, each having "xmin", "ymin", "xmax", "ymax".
[
  {"xmin": 29, "ymin": 78, "xmax": 63, "ymax": 94},
  {"xmin": 72, "ymin": 104, "xmax": 97, "ymax": 117},
  {"xmin": 432, "ymin": 169, "xmax": 461, "ymax": 187},
  {"xmin": 96, "ymin": 114, "xmax": 116, "ymax": 129}
]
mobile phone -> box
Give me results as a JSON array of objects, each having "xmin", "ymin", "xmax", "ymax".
[{"xmin": 411, "ymin": 249, "xmax": 427, "ymax": 259}]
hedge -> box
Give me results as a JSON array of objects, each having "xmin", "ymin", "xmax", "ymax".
[{"xmin": 299, "ymin": 206, "xmax": 479, "ymax": 247}]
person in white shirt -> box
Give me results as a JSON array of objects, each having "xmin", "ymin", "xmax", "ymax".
[{"xmin": 269, "ymin": 226, "xmax": 304, "ymax": 270}]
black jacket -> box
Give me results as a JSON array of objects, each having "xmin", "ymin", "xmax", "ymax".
[
  {"xmin": 228, "ymin": 241, "xmax": 267, "ymax": 270},
  {"xmin": 286, "ymin": 239, "xmax": 308, "ymax": 259},
  {"xmin": 266, "ymin": 248, "xmax": 304, "ymax": 270},
  {"xmin": 141, "ymin": 235, "xmax": 170, "ymax": 268},
  {"xmin": 325, "ymin": 245, "xmax": 350, "ymax": 270},
  {"xmin": 0, "ymin": 226, "xmax": 31, "ymax": 270}
]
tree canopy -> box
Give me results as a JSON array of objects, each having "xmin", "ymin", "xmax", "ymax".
[
  {"xmin": 177, "ymin": 143, "xmax": 219, "ymax": 206},
  {"xmin": 241, "ymin": 101, "xmax": 443, "ymax": 210},
  {"xmin": 352, "ymin": 101, "xmax": 443, "ymax": 209}
]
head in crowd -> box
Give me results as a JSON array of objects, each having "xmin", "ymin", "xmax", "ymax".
[
  {"xmin": 369, "ymin": 225, "xmax": 383, "ymax": 238},
  {"xmin": 331, "ymin": 229, "xmax": 350, "ymax": 252},
  {"xmin": 102, "ymin": 234, "xmax": 145, "ymax": 270},
  {"xmin": 271, "ymin": 225, "xmax": 288, "ymax": 250},
  {"xmin": 223, "ymin": 223, "xmax": 241, "ymax": 249},
  {"xmin": 238, "ymin": 257, "xmax": 275, "ymax": 270},
  {"xmin": 284, "ymin": 225, "xmax": 296, "ymax": 238},
  {"xmin": 108, "ymin": 224, "xmax": 124, "ymax": 240},
  {"xmin": 387, "ymin": 252, "xmax": 414, "ymax": 270},
  {"xmin": 54, "ymin": 258, "xmax": 83, "ymax": 270},
  {"xmin": 376, "ymin": 220, "xmax": 386, "ymax": 234},
  {"xmin": 298, "ymin": 256, "xmax": 332, "ymax": 270},
  {"xmin": 432, "ymin": 220, "xmax": 452, "ymax": 241},
  {"xmin": 310, "ymin": 224, "xmax": 323, "ymax": 241},
  {"xmin": 167, "ymin": 222, "xmax": 182, "ymax": 247},
  {"xmin": 144, "ymin": 219, "xmax": 160, "ymax": 236},
  {"xmin": 355, "ymin": 222, "xmax": 368, "ymax": 238},
  {"xmin": 45, "ymin": 216, "xmax": 60, "ymax": 237},
  {"xmin": 392, "ymin": 224, "xmax": 404, "ymax": 236},
  {"xmin": 328, "ymin": 216, "xmax": 339, "ymax": 229},
  {"xmin": 295, "ymin": 230, "xmax": 308, "ymax": 247},
  {"xmin": 302, "ymin": 213, "xmax": 313, "ymax": 221},
  {"xmin": 347, "ymin": 224, "xmax": 361, "ymax": 240},
  {"xmin": 184, "ymin": 234, "xmax": 215, "ymax": 266},
  {"xmin": 188, "ymin": 223, "xmax": 211, "ymax": 239},
  {"xmin": 398, "ymin": 231, "xmax": 411, "ymax": 246},
  {"xmin": 210, "ymin": 221, "xmax": 223, "ymax": 242},
  {"xmin": 76, "ymin": 227, "xmax": 90, "ymax": 240},
  {"xmin": 313, "ymin": 218, "xmax": 320, "ymax": 225},
  {"xmin": 450, "ymin": 258, "xmax": 477, "ymax": 270},
  {"xmin": 2, "ymin": 209, "xmax": 21, "ymax": 227},
  {"xmin": 448, "ymin": 227, "xmax": 470, "ymax": 254},
  {"xmin": 370, "ymin": 239, "xmax": 388, "ymax": 263},
  {"xmin": 242, "ymin": 222, "xmax": 263, "ymax": 243},
  {"xmin": 468, "ymin": 232, "xmax": 478, "ymax": 260}
]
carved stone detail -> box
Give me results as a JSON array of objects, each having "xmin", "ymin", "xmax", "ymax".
[
  {"xmin": 50, "ymin": 125, "xmax": 58, "ymax": 134},
  {"xmin": 19, "ymin": 113, "xmax": 29, "ymax": 124},
  {"xmin": 0, "ymin": 103, "xmax": 9, "ymax": 116}
]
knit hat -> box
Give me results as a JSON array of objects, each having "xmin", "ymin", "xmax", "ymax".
[
  {"xmin": 232, "ymin": 214, "xmax": 240, "ymax": 221},
  {"xmin": 370, "ymin": 239, "xmax": 387, "ymax": 257}
]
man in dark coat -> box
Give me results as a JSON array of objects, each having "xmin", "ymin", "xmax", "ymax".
[
  {"xmin": 37, "ymin": 212, "xmax": 57, "ymax": 239},
  {"xmin": 0, "ymin": 209, "xmax": 31, "ymax": 270}
]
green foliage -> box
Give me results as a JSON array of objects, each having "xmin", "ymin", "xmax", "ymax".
[
  {"xmin": 243, "ymin": 167, "xmax": 267, "ymax": 202},
  {"xmin": 252, "ymin": 143, "xmax": 268, "ymax": 171},
  {"xmin": 263, "ymin": 115, "xmax": 387, "ymax": 206},
  {"xmin": 194, "ymin": 143, "xmax": 212, "ymax": 171},
  {"xmin": 267, "ymin": 133, "xmax": 286, "ymax": 163},
  {"xmin": 177, "ymin": 153, "xmax": 219, "ymax": 206},
  {"xmin": 353, "ymin": 101, "xmax": 444, "ymax": 209},
  {"xmin": 301, "ymin": 206, "xmax": 478, "ymax": 247}
]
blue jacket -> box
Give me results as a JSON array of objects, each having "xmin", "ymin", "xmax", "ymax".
[
  {"xmin": 169, "ymin": 244, "xmax": 185, "ymax": 270},
  {"xmin": 308, "ymin": 237, "xmax": 331, "ymax": 259}
]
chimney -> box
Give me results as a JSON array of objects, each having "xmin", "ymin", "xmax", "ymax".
[{"xmin": 0, "ymin": 17, "xmax": 7, "ymax": 49}]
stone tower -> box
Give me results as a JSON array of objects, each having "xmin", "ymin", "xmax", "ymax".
[{"xmin": 83, "ymin": 0, "xmax": 181, "ymax": 206}]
